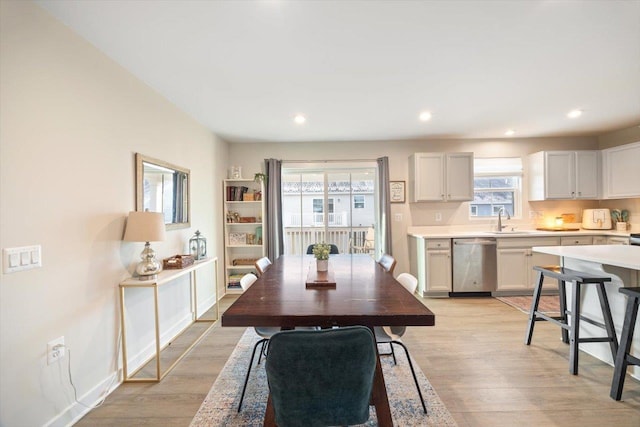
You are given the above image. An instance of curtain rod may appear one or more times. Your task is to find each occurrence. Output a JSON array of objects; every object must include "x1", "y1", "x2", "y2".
[{"x1": 281, "y1": 159, "x2": 379, "y2": 164}]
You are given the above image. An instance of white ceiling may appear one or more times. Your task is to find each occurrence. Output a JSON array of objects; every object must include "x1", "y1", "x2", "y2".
[{"x1": 36, "y1": 0, "x2": 640, "y2": 143}]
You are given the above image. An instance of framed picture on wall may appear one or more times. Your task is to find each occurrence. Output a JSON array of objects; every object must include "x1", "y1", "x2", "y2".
[{"x1": 390, "y1": 181, "x2": 406, "y2": 203}]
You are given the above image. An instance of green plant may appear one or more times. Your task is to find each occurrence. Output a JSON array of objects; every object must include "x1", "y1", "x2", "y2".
[
  {"x1": 312, "y1": 243, "x2": 331, "y2": 260},
  {"x1": 254, "y1": 173, "x2": 267, "y2": 183},
  {"x1": 611, "y1": 209, "x2": 622, "y2": 223}
]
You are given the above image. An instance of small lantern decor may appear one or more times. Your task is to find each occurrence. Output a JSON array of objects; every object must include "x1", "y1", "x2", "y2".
[{"x1": 189, "y1": 230, "x2": 207, "y2": 260}]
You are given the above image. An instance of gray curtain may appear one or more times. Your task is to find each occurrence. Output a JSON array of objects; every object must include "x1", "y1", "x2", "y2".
[
  {"x1": 172, "y1": 171, "x2": 187, "y2": 223},
  {"x1": 264, "y1": 159, "x2": 283, "y2": 260},
  {"x1": 377, "y1": 157, "x2": 392, "y2": 256}
]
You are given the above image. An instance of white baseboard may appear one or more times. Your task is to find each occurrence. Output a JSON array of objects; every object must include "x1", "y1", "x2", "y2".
[{"x1": 44, "y1": 371, "x2": 121, "y2": 427}]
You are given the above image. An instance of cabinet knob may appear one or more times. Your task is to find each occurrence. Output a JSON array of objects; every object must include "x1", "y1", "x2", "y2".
[{"x1": 441, "y1": 194, "x2": 445, "y2": 199}]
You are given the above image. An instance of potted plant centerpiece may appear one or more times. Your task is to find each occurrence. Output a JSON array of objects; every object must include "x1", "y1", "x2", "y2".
[{"x1": 312, "y1": 242, "x2": 331, "y2": 272}]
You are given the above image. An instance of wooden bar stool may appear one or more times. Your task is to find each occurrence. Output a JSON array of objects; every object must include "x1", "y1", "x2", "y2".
[
  {"x1": 525, "y1": 265, "x2": 618, "y2": 375},
  {"x1": 610, "y1": 287, "x2": 640, "y2": 401}
]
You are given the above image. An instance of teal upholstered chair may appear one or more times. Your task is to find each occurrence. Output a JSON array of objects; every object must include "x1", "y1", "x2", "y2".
[{"x1": 265, "y1": 326, "x2": 377, "y2": 427}]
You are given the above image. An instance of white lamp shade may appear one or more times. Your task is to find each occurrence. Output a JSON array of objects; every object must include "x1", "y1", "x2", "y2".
[{"x1": 123, "y1": 211, "x2": 166, "y2": 242}]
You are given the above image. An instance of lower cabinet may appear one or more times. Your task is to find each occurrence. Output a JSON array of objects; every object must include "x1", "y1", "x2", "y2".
[
  {"x1": 409, "y1": 236, "x2": 451, "y2": 296},
  {"x1": 496, "y1": 237, "x2": 560, "y2": 293},
  {"x1": 425, "y1": 241, "x2": 452, "y2": 294}
]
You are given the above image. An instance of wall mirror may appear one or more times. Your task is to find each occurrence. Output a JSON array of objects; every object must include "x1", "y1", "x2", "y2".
[{"x1": 136, "y1": 153, "x2": 190, "y2": 230}]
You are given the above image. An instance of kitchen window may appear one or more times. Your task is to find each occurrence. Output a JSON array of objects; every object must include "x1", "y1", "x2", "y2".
[
  {"x1": 470, "y1": 158, "x2": 522, "y2": 218},
  {"x1": 354, "y1": 195, "x2": 365, "y2": 209}
]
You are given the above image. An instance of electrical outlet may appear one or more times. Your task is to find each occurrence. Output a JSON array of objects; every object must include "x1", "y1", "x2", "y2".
[
  {"x1": 47, "y1": 336, "x2": 65, "y2": 365},
  {"x1": 394, "y1": 213, "x2": 403, "y2": 222},
  {"x1": 435, "y1": 212, "x2": 442, "y2": 222}
]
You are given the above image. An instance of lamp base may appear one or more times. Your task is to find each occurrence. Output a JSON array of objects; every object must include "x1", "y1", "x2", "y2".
[{"x1": 135, "y1": 242, "x2": 162, "y2": 281}]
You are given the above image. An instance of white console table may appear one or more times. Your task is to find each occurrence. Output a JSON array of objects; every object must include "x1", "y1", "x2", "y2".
[{"x1": 119, "y1": 257, "x2": 218, "y2": 382}]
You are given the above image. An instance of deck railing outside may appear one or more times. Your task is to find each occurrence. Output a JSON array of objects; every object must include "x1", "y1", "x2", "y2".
[{"x1": 283, "y1": 226, "x2": 372, "y2": 255}]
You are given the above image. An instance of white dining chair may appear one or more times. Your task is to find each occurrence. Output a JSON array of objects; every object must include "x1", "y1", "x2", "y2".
[
  {"x1": 237, "y1": 272, "x2": 318, "y2": 412},
  {"x1": 254, "y1": 256, "x2": 272, "y2": 276},
  {"x1": 378, "y1": 253, "x2": 397, "y2": 274},
  {"x1": 374, "y1": 272, "x2": 427, "y2": 413},
  {"x1": 237, "y1": 273, "x2": 281, "y2": 412}
]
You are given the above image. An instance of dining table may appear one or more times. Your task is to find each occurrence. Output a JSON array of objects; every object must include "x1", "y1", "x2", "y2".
[{"x1": 222, "y1": 254, "x2": 436, "y2": 426}]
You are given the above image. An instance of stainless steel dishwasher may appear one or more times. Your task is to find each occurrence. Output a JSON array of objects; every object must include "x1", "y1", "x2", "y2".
[{"x1": 452, "y1": 238, "x2": 497, "y2": 294}]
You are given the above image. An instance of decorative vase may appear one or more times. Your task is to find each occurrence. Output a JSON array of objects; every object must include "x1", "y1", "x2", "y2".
[
  {"x1": 616, "y1": 222, "x2": 627, "y2": 232},
  {"x1": 316, "y1": 259, "x2": 328, "y2": 272}
]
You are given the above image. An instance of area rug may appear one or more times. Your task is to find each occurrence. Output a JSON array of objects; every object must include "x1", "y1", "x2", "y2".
[
  {"x1": 496, "y1": 295, "x2": 561, "y2": 315},
  {"x1": 191, "y1": 328, "x2": 457, "y2": 426}
]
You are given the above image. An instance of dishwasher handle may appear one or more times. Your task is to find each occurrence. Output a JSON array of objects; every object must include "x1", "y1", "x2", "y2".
[{"x1": 453, "y1": 239, "x2": 497, "y2": 246}]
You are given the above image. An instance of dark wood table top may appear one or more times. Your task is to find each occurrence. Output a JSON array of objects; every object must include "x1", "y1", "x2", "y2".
[{"x1": 222, "y1": 254, "x2": 435, "y2": 329}]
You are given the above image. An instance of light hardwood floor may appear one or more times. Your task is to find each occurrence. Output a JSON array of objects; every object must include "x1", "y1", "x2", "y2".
[{"x1": 76, "y1": 296, "x2": 639, "y2": 426}]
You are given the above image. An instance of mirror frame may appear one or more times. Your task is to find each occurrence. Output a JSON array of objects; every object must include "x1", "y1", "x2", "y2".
[{"x1": 135, "y1": 153, "x2": 191, "y2": 230}]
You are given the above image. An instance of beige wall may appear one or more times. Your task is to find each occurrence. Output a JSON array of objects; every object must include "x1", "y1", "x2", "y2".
[
  {"x1": 0, "y1": 2, "x2": 227, "y2": 426},
  {"x1": 229, "y1": 136, "x2": 625, "y2": 273},
  {"x1": 598, "y1": 124, "x2": 640, "y2": 149}
]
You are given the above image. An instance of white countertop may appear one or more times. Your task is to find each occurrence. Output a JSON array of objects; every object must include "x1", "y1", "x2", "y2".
[
  {"x1": 407, "y1": 225, "x2": 632, "y2": 239},
  {"x1": 532, "y1": 245, "x2": 640, "y2": 270}
]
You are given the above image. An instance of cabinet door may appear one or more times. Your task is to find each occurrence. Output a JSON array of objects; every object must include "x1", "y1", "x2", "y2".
[
  {"x1": 497, "y1": 248, "x2": 529, "y2": 290},
  {"x1": 412, "y1": 153, "x2": 445, "y2": 201},
  {"x1": 528, "y1": 250, "x2": 560, "y2": 290},
  {"x1": 544, "y1": 152, "x2": 575, "y2": 199},
  {"x1": 592, "y1": 236, "x2": 608, "y2": 245},
  {"x1": 561, "y1": 236, "x2": 592, "y2": 246},
  {"x1": 575, "y1": 151, "x2": 599, "y2": 199},
  {"x1": 445, "y1": 153, "x2": 474, "y2": 201},
  {"x1": 603, "y1": 142, "x2": 640, "y2": 198},
  {"x1": 426, "y1": 250, "x2": 452, "y2": 292}
]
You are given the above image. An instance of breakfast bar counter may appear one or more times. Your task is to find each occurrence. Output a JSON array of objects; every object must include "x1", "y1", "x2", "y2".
[{"x1": 532, "y1": 245, "x2": 640, "y2": 380}]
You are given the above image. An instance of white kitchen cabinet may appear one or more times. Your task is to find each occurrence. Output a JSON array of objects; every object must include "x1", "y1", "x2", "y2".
[
  {"x1": 409, "y1": 152, "x2": 473, "y2": 202},
  {"x1": 560, "y1": 236, "x2": 593, "y2": 246},
  {"x1": 425, "y1": 239, "x2": 452, "y2": 293},
  {"x1": 602, "y1": 141, "x2": 640, "y2": 199},
  {"x1": 607, "y1": 236, "x2": 629, "y2": 245},
  {"x1": 593, "y1": 236, "x2": 608, "y2": 245},
  {"x1": 408, "y1": 236, "x2": 451, "y2": 296},
  {"x1": 528, "y1": 151, "x2": 600, "y2": 200},
  {"x1": 496, "y1": 237, "x2": 560, "y2": 293}
]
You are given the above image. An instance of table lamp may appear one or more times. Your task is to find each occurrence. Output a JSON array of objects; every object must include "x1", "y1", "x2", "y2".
[{"x1": 123, "y1": 211, "x2": 166, "y2": 280}]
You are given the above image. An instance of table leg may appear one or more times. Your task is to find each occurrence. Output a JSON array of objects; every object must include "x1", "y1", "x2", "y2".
[
  {"x1": 371, "y1": 350, "x2": 393, "y2": 426},
  {"x1": 263, "y1": 394, "x2": 276, "y2": 427},
  {"x1": 365, "y1": 326, "x2": 393, "y2": 425}
]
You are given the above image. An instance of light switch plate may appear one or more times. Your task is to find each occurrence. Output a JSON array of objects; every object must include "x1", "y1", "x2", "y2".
[{"x1": 3, "y1": 245, "x2": 42, "y2": 273}]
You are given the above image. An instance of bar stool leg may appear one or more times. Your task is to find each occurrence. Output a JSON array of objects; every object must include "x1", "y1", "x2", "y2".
[
  {"x1": 595, "y1": 282, "x2": 619, "y2": 360},
  {"x1": 525, "y1": 270, "x2": 544, "y2": 345},
  {"x1": 569, "y1": 280, "x2": 581, "y2": 375},
  {"x1": 558, "y1": 279, "x2": 569, "y2": 344},
  {"x1": 610, "y1": 294, "x2": 639, "y2": 400}
]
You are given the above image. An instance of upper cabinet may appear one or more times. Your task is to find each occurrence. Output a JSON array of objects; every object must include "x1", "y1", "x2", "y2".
[
  {"x1": 602, "y1": 141, "x2": 640, "y2": 199},
  {"x1": 409, "y1": 152, "x2": 474, "y2": 202},
  {"x1": 528, "y1": 150, "x2": 600, "y2": 201}
]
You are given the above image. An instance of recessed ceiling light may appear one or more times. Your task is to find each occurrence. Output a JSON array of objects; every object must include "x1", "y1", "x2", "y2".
[
  {"x1": 567, "y1": 109, "x2": 583, "y2": 119},
  {"x1": 294, "y1": 114, "x2": 306, "y2": 124},
  {"x1": 418, "y1": 111, "x2": 432, "y2": 121},
  {"x1": 505, "y1": 129, "x2": 516, "y2": 136}
]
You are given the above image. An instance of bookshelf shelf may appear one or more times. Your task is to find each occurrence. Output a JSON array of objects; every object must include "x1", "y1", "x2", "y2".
[{"x1": 223, "y1": 178, "x2": 265, "y2": 293}]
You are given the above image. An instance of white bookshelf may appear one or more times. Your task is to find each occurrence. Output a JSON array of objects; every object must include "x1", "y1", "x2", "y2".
[{"x1": 223, "y1": 179, "x2": 266, "y2": 294}]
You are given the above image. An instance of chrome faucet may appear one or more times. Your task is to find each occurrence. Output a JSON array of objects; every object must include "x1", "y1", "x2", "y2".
[{"x1": 497, "y1": 208, "x2": 511, "y2": 231}]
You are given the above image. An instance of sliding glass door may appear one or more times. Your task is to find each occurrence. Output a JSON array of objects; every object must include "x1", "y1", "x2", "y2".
[{"x1": 281, "y1": 164, "x2": 377, "y2": 255}]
